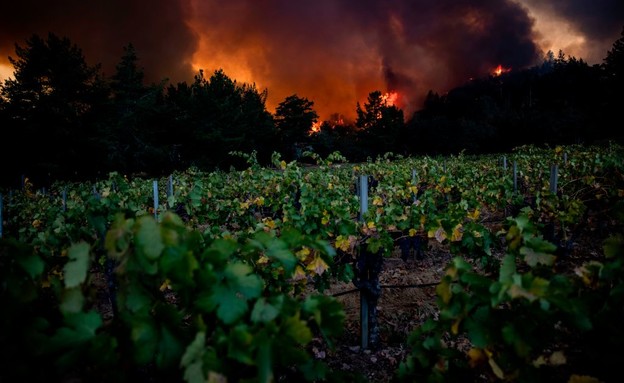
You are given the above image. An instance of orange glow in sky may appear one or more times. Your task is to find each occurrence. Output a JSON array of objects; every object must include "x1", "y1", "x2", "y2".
[
  {"x1": 1, "y1": 0, "x2": 620, "y2": 123},
  {"x1": 0, "y1": 62, "x2": 13, "y2": 83}
]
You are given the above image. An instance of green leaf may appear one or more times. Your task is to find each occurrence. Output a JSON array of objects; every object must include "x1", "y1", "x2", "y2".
[
  {"x1": 499, "y1": 254, "x2": 516, "y2": 283},
  {"x1": 303, "y1": 295, "x2": 345, "y2": 342},
  {"x1": 266, "y1": 241, "x2": 297, "y2": 273},
  {"x1": 64, "y1": 241, "x2": 90, "y2": 288},
  {"x1": 125, "y1": 283, "x2": 151, "y2": 313},
  {"x1": 204, "y1": 238, "x2": 238, "y2": 264},
  {"x1": 249, "y1": 231, "x2": 297, "y2": 272},
  {"x1": 131, "y1": 317, "x2": 158, "y2": 364},
  {"x1": 422, "y1": 335, "x2": 439, "y2": 350},
  {"x1": 184, "y1": 361, "x2": 206, "y2": 383},
  {"x1": 105, "y1": 214, "x2": 133, "y2": 258},
  {"x1": 60, "y1": 287, "x2": 85, "y2": 314},
  {"x1": 284, "y1": 314, "x2": 313, "y2": 345},
  {"x1": 514, "y1": 215, "x2": 531, "y2": 231},
  {"x1": 227, "y1": 325, "x2": 255, "y2": 365},
  {"x1": 181, "y1": 331, "x2": 205, "y2": 367},
  {"x1": 502, "y1": 323, "x2": 531, "y2": 357},
  {"x1": 136, "y1": 216, "x2": 164, "y2": 261},
  {"x1": 195, "y1": 291, "x2": 217, "y2": 313},
  {"x1": 156, "y1": 325, "x2": 185, "y2": 369},
  {"x1": 528, "y1": 276, "x2": 550, "y2": 298},
  {"x1": 251, "y1": 298, "x2": 281, "y2": 324},
  {"x1": 603, "y1": 234, "x2": 624, "y2": 259},
  {"x1": 520, "y1": 246, "x2": 556, "y2": 267},
  {"x1": 47, "y1": 311, "x2": 102, "y2": 351},
  {"x1": 464, "y1": 306, "x2": 491, "y2": 348},
  {"x1": 16, "y1": 254, "x2": 44, "y2": 279},
  {"x1": 225, "y1": 263, "x2": 263, "y2": 299},
  {"x1": 181, "y1": 332, "x2": 206, "y2": 383},
  {"x1": 211, "y1": 285, "x2": 249, "y2": 324},
  {"x1": 452, "y1": 256, "x2": 472, "y2": 272},
  {"x1": 366, "y1": 238, "x2": 383, "y2": 254}
]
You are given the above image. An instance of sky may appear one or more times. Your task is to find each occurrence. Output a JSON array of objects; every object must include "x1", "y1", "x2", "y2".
[{"x1": 1, "y1": 0, "x2": 623, "y2": 121}]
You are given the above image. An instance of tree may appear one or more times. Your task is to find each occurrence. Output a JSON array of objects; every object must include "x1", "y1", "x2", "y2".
[
  {"x1": 0, "y1": 33, "x2": 107, "y2": 184},
  {"x1": 604, "y1": 26, "x2": 624, "y2": 81},
  {"x1": 166, "y1": 69, "x2": 276, "y2": 169},
  {"x1": 100, "y1": 43, "x2": 173, "y2": 175},
  {"x1": 111, "y1": 44, "x2": 146, "y2": 101},
  {"x1": 274, "y1": 94, "x2": 318, "y2": 160},
  {"x1": 601, "y1": 25, "x2": 624, "y2": 141},
  {"x1": 355, "y1": 91, "x2": 405, "y2": 157}
]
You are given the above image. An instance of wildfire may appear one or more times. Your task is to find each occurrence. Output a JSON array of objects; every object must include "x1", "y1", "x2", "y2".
[
  {"x1": 310, "y1": 121, "x2": 321, "y2": 134},
  {"x1": 309, "y1": 114, "x2": 346, "y2": 135},
  {"x1": 492, "y1": 64, "x2": 511, "y2": 76},
  {"x1": 381, "y1": 91, "x2": 399, "y2": 106}
]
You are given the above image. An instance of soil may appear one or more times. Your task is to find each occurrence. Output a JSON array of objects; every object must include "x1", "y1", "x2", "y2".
[{"x1": 316, "y1": 242, "x2": 454, "y2": 383}]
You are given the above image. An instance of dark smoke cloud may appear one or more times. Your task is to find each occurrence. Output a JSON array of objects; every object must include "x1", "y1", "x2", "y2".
[
  {"x1": 523, "y1": 0, "x2": 624, "y2": 40},
  {"x1": 190, "y1": 0, "x2": 541, "y2": 118},
  {"x1": 1, "y1": 0, "x2": 621, "y2": 120},
  {"x1": 0, "y1": 0, "x2": 198, "y2": 83}
]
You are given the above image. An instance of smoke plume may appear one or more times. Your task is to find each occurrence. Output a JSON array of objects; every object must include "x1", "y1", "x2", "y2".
[{"x1": 1, "y1": 0, "x2": 622, "y2": 120}]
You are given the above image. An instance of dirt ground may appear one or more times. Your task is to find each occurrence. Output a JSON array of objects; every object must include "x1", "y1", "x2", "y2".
[{"x1": 315, "y1": 243, "x2": 452, "y2": 383}]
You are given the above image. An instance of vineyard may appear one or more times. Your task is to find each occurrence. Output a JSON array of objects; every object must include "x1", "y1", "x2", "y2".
[{"x1": 1, "y1": 143, "x2": 623, "y2": 382}]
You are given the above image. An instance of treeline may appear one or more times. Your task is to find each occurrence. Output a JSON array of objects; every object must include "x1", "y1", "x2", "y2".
[{"x1": 1, "y1": 28, "x2": 623, "y2": 187}]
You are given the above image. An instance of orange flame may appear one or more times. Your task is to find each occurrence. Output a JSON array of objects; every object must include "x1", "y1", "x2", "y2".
[
  {"x1": 310, "y1": 121, "x2": 321, "y2": 134},
  {"x1": 381, "y1": 91, "x2": 399, "y2": 106},
  {"x1": 492, "y1": 64, "x2": 511, "y2": 76}
]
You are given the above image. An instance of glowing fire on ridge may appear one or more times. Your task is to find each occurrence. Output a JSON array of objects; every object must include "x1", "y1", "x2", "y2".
[
  {"x1": 382, "y1": 91, "x2": 399, "y2": 106},
  {"x1": 310, "y1": 121, "x2": 322, "y2": 134},
  {"x1": 492, "y1": 64, "x2": 511, "y2": 76}
]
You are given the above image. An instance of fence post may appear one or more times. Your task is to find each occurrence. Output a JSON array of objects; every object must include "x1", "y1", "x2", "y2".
[
  {"x1": 550, "y1": 165, "x2": 558, "y2": 195},
  {"x1": 153, "y1": 180, "x2": 159, "y2": 220},
  {"x1": 358, "y1": 175, "x2": 369, "y2": 350}
]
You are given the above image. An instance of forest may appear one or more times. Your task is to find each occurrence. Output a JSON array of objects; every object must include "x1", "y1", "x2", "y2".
[{"x1": 0, "y1": 27, "x2": 623, "y2": 187}]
